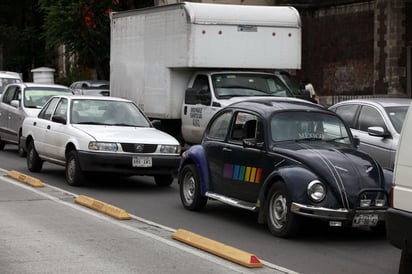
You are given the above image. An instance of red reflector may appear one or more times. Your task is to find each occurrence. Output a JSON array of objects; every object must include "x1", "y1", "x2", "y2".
[{"x1": 250, "y1": 256, "x2": 261, "y2": 264}]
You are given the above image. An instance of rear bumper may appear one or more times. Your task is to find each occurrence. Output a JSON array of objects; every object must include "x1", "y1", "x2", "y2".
[
  {"x1": 77, "y1": 151, "x2": 180, "y2": 176},
  {"x1": 386, "y1": 208, "x2": 412, "y2": 253}
]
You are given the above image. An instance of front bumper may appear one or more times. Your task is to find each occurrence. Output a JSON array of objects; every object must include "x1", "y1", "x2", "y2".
[
  {"x1": 291, "y1": 202, "x2": 387, "y2": 226},
  {"x1": 77, "y1": 150, "x2": 180, "y2": 176}
]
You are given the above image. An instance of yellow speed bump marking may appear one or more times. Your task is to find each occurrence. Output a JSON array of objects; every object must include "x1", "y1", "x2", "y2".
[
  {"x1": 172, "y1": 229, "x2": 263, "y2": 268},
  {"x1": 75, "y1": 195, "x2": 131, "y2": 220},
  {"x1": 7, "y1": 170, "x2": 44, "y2": 187}
]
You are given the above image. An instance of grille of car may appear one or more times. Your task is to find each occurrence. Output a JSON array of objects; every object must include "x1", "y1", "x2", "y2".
[{"x1": 121, "y1": 143, "x2": 157, "y2": 153}]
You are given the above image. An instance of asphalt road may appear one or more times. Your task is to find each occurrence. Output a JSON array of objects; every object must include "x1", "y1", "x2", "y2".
[{"x1": 0, "y1": 144, "x2": 402, "y2": 274}]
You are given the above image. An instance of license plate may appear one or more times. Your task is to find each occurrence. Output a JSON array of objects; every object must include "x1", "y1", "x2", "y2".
[
  {"x1": 352, "y1": 214, "x2": 378, "y2": 227},
  {"x1": 132, "y1": 156, "x2": 152, "y2": 167}
]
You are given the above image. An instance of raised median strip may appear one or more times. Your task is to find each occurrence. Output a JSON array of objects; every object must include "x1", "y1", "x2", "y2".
[
  {"x1": 172, "y1": 228, "x2": 263, "y2": 268},
  {"x1": 7, "y1": 170, "x2": 44, "y2": 187},
  {"x1": 75, "y1": 195, "x2": 131, "y2": 220}
]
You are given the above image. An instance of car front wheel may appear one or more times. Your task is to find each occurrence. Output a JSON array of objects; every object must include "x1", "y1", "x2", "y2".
[
  {"x1": 27, "y1": 141, "x2": 43, "y2": 172},
  {"x1": 154, "y1": 175, "x2": 174, "y2": 186},
  {"x1": 266, "y1": 182, "x2": 301, "y2": 238},
  {"x1": 179, "y1": 164, "x2": 207, "y2": 211},
  {"x1": 66, "y1": 150, "x2": 85, "y2": 186}
]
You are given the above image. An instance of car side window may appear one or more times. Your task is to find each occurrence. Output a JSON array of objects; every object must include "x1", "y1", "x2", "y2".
[
  {"x1": 229, "y1": 112, "x2": 263, "y2": 143},
  {"x1": 358, "y1": 105, "x2": 386, "y2": 132},
  {"x1": 38, "y1": 97, "x2": 60, "y2": 120},
  {"x1": 2, "y1": 87, "x2": 16, "y2": 105},
  {"x1": 185, "y1": 75, "x2": 211, "y2": 106},
  {"x1": 207, "y1": 111, "x2": 232, "y2": 140},
  {"x1": 53, "y1": 98, "x2": 68, "y2": 118},
  {"x1": 333, "y1": 104, "x2": 359, "y2": 128}
]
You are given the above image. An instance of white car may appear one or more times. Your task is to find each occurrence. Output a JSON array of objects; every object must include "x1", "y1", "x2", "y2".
[
  {"x1": 0, "y1": 82, "x2": 73, "y2": 155},
  {"x1": 21, "y1": 95, "x2": 181, "y2": 186}
]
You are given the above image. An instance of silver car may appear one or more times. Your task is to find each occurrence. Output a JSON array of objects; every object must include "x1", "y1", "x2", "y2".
[
  {"x1": 329, "y1": 98, "x2": 411, "y2": 169},
  {"x1": 0, "y1": 82, "x2": 73, "y2": 155}
]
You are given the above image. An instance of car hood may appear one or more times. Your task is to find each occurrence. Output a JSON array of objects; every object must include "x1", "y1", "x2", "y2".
[
  {"x1": 273, "y1": 141, "x2": 386, "y2": 205},
  {"x1": 73, "y1": 125, "x2": 179, "y2": 145}
]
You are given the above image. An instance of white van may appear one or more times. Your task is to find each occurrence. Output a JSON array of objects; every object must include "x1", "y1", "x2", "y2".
[{"x1": 386, "y1": 104, "x2": 412, "y2": 272}]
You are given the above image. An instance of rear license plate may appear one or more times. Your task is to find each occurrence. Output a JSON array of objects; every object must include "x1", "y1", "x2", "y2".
[
  {"x1": 352, "y1": 214, "x2": 378, "y2": 227},
  {"x1": 132, "y1": 156, "x2": 152, "y2": 167}
]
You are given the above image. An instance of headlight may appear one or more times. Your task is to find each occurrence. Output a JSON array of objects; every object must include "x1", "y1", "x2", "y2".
[
  {"x1": 88, "y1": 142, "x2": 118, "y2": 152},
  {"x1": 159, "y1": 145, "x2": 180, "y2": 154},
  {"x1": 307, "y1": 180, "x2": 326, "y2": 202}
]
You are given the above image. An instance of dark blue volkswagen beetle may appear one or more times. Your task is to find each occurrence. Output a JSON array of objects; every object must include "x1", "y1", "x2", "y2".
[{"x1": 178, "y1": 98, "x2": 392, "y2": 238}]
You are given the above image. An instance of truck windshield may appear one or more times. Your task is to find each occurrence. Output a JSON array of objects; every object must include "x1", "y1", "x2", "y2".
[{"x1": 212, "y1": 73, "x2": 292, "y2": 99}]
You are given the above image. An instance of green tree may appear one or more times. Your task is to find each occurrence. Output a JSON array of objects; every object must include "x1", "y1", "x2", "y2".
[{"x1": 39, "y1": 0, "x2": 121, "y2": 80}]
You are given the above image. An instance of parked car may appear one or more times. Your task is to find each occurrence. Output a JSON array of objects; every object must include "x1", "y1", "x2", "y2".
[
  {"x1": 0, "y1": 71, "x2": 22, "y2": 94},
  {"x1": 21, "y1": 95, "x2": 181, "y2": 186},
  {"x1": 386, "y1": 104, "x2": 412, "y2": 273},
  {"x1": 178, "y1": 98, "x2": 392, "y2": 238},
  {"x1": 0, "y1": 82, "x2": 73, "y2": 155},
  {"x1": 70, "y1": 80, "x2": 110, "y2": 96},
  {"x1": 329, "y1": 98, "x2": 411, "y2": 170}
]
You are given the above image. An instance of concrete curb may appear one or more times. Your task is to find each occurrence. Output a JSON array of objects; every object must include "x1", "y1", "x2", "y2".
[
  {"x1": 75, "y1": 195, "x2": 131, "y2": 220},
  {"x1": 172, "y1": 228, "x2": 263, "y2": 268},
  {"x1": 7, "y1": 170, "x2": 44, "y2": 187}
]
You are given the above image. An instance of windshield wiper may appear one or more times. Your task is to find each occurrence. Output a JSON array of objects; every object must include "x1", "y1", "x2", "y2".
[
  {"x1": 296, "y1": 137, "x2": 323, "y2": 142},
  {"x1": 326, "y1": 137, "x2": 349, "y2": 142}
]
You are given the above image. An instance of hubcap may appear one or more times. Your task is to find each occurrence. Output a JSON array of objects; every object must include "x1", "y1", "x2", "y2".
[
  {"x1": 270, "y1": 194, "x2": 288, "y2": 229},
  {"x1": 183, "y1": 172, "x2": 195, "y2": 204}
]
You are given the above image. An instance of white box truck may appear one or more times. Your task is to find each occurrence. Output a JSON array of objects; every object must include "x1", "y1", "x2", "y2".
[{"x1": 110, "y1": 2, "x2": 303, "y2": 144}]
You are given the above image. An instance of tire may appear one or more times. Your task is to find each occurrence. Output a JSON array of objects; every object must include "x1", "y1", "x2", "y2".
[
  {"x1": 154, "y1": 175, "x2": 174, "y2": 187},
  {"x1": 0, "y1": 139, "x2": 5, "y2": 150},
  {"x1": 27, "y1": 141, "x2": 43, "y2": 172},
  {"x1": 65, "y1": 150, "x2": 85, "y2": 186},
  {"x1": 266, "y1": 182, "x2": 301, "y2": 238},
  {"x1": 179, "y1": 164, "x2": 207, "y2": 211},
  {"x1": 18, "y1": 139, "x2": 26, "y2": 157}
]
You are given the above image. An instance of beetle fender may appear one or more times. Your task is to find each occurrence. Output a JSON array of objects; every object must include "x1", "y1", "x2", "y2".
[{"x1": 180, "y1": 145, "x2": 210, "y2": 195}]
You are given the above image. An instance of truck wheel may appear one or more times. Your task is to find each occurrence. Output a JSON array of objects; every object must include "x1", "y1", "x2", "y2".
[
  {"x1": 266, "y1": 182, "x2": 300, "y2": 238},
  {"x1": 66, "y1": 150, "x2": 85, "y2": 186},
  {"x1": 179, "y1": 164, "x2": 207, "y2": 211},
  {"x1": 27, "y1": 141, "x2": 43, "y2": 172},
  {"x1": 154, "y1": 175, "x2": 174, "y2": 186}
]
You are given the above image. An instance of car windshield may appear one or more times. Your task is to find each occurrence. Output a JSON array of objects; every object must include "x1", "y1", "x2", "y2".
[
  {"x1": 385, "y1": 106, "x2": 409, "y2": 133},
  {"x1": 271, "y1": 111, "x2": 351, "y2": 144},
  {"x1": 212, "y1": 73, "x2": 291, "y2": 98},
  {"x1": 25, "y1": 87, "x2": 72, "y2": 108},
  {"x1": 70, "y1": 99, "x2": 151, "y2": 127}
]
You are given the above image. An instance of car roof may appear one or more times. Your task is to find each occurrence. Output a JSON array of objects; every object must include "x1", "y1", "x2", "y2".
[
  {"x1": 0, "y1": 71, "x2": 21, "y2": 79},
  {"x1": 225, "y1": 98, "x2": 329, "y2": 118},
  {"x1": 10, "y1": 82, "x2": 70, "y2": 89},
  {"x1": 54, "y1": 94, "x2": 132, "y2": 102},
  {"x1": 330, "y1": 97, "x2": 411, "y2": 108}
]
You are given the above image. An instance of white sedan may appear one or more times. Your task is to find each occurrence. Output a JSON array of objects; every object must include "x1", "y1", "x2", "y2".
[{"x1": 21, "y1": 95, "x2": 181, "y2": 186}]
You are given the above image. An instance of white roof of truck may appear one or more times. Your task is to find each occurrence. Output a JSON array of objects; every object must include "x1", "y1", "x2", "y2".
[
  {"x1": 112, "y1": 2, "x2": 300, "y2": 28},
  {"x1": 183, "y1": 2, "x2": 300, "y2": 28}
]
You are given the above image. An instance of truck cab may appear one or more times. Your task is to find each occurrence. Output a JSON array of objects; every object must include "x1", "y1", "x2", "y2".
[{"x1": 181, "y1": 71, "x2": 302, "y2": 144}]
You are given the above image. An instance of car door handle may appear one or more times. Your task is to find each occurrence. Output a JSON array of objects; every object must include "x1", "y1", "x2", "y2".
[
  {"x1": 33, "y1": 122, "x2": 37, "y2": 126},
  {"x1": 47, "y1": 125, "x2": 51, "y2": 130},
  {"x1": 222, "y1": 147, "x2": 232, "y2": 152}
]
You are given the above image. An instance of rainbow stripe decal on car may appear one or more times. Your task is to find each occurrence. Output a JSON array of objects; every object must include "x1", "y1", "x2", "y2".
[{"x1": 223, "y1": 164, "x2": 262, "y2": 183}]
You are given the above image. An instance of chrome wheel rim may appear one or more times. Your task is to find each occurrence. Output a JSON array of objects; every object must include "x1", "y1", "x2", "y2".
[
  {"x1": 182, "y1": 172, "x2": 195, "y2": 204},
  {"x1": 270, "y1": 194, "x2": 288, "y2": 229}
]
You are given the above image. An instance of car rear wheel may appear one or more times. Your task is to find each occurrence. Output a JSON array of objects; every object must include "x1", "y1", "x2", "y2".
[
  {"x1": 179, "y1": 164, "x2": 207, "y2": 211},
  {"x1": 266, "y1": 182, "x2": 301, "y2": 238},
  {"x1": 27, "y1": 141, "x2": 43, "y2": 172},
  {"x1": 66, "y1": 150, "x2": 85, "y2": 186},
  {"x1": 154, "y1": 175, "x2": 174, "y2": 186}
]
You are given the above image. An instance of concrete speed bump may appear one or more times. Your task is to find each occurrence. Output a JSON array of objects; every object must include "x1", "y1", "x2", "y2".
[
  {"x1": 7, "y1": 170, "x2": 44, "y2": 187},
  {"x1": 172, "y1": 229, "x2": 263, "y2": 268},
  {"x1": 75, "y1": 195, "x2": 131, "y2": 220}
]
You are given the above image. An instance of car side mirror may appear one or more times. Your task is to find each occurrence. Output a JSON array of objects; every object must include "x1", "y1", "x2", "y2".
[
  {"x1": 52, "y1": 115, "x2": 67, "y2": 124},
  {"x1": 11, "y1": 99, "x2": 20, "y2": 108},
  {"x1": 368, "y1": 126, "x2": 389, "y2": 137},
  {"x1": 353, "y1": 137, "x2": 360, "y2": 148}
]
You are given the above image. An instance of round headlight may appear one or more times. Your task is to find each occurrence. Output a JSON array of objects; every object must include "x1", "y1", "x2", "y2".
[{"x1": 307, "y1": 180, "x2": 326, "y2": 202}]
